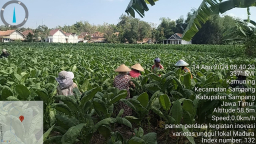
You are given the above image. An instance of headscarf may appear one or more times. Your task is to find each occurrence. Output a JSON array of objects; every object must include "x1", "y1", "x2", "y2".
[
  {"x1": 2, "y1": 49, "x2": 7, "y2": 53},
  {"x1": 56, "y1": 71, "x2": 74, "y2": 90}
]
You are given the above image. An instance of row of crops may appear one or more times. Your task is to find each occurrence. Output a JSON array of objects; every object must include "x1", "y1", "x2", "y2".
[{"x1": 0, "y1": 43, "x2": 255, "y2": 144}]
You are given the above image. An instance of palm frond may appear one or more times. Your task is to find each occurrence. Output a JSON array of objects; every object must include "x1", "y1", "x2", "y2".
[
  {"x1": 223, "y1": 19, "x2": 256, "y2": 43},
  {"x1": 125, "y1": 0, "x2": 159, "y2": 17},
  {"x1": 182, "y1": 0, "x2": 256, "y2": 41}
]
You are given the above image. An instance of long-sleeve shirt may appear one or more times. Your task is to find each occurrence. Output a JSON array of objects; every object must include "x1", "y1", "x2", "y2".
[
  {"x1": 114, "y1": 74, "x2": 131, "y2": 98},
  {"x1": 57, "y1": 83, "x2": 79, "y2": 96},
  {"x1": 0, "y1": 52, "x2": 9, "y2": 58},
  {"x1": 184, "y1": 67, "x2": 193, "y2": 79}
]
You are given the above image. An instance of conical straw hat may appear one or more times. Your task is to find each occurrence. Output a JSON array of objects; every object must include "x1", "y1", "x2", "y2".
[
  {"x1": 131, "y1": 63, "x2": 144, "y2": 72},
  {"x1": 175, "y1": 59, "x2": 189, "y2": 66},
  {"x1": 115, "y1": 64, "x2": 131, "y2": 72}
]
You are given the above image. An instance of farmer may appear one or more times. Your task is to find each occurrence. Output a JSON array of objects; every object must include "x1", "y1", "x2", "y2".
[
  {"x1": 129, "y1": 63, "x2": 144, "y2": 78},
  {"x1": 0, "y1": 49, "x2": 9, "y2": 58},
  {"x1": 114, "y1": 64, "x2": 135, "y2": 117},
  {"x1": 152, "y1": 57, "x2": 164, "y2": 73},
  {"x1": 175, "y1": 59, "x2": 193, "y2": 79},
  {"x1": 230, "y1": 69, "x2": 248, "y2": 88},
  {"x1": 229, "y1": 69, "x2": 248, "y2": 108},
  {"x1": 56, "y1": 71, "x2": 80, "y2": 96}
]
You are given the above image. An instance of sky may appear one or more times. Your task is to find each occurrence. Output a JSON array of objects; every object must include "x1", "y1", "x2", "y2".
[{"x1": 0, "y1": 0, "x2": 255, "y2": 29}]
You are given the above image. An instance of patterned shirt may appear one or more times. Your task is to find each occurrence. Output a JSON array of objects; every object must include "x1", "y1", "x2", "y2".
[{"x1": 114, "y1": 74, "x2": 131, "y2": 98}]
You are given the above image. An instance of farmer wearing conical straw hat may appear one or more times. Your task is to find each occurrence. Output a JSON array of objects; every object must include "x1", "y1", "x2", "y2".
[
  {"x1": 129, "y1": 63, "x2": 144, "y2": 78},
  {"x1": 114, "y1": 64, "x2": 135, "y2": 117},
  {"x1": 0, "y1": 49, "x2": 10, "y2": 58},
  {"x1": 175, "y1": 59, "x2": 193, "y2": 79}
]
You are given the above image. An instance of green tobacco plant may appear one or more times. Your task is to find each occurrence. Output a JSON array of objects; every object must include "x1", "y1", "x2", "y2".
[
  {"x1": 50, "y1": 87, "x2": 132, "y2": 143},
  {"x1": 107, "y1": 127, "x2": 157, "y2": 144},
  {"x1": 93, "y1": 87, "x2": 128, "y2": 119},
  {"x1": 1, "y1": 43, "x2": 255, "y2": 143},
  {"x1": 122, "y1": 92, "x2": 150, "y2": 125},
  {"x1": 131, "y1": 70, "x2": 195, "y2": 100}
]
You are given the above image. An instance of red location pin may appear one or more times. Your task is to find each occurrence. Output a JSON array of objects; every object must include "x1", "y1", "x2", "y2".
[{"x1": 19, "y1": 115, "x2": 24, "y2": 122}]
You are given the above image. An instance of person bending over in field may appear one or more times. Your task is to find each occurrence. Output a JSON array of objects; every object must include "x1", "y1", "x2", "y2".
[
  {"x1": 0, "y1": 49, "x2": 10, "y2": 58},
  {"x1": 113, "y1": 64, "x2": 135, "y2": 117},
  {"x1": 56, "y1": 71, "x2": 80, "y2": 96},
  {"x1": 229, "y1": 69, "x2": 248, "y2": 88},
  {"x1": 129, "y1": 63, "x2": 144, "y2": 78},
  {"x1": 175, "y1": 59, "x2": 193, "y2": 79},
  {"x1": 229, "y1": 69, "x2": 248, "y2": 108},
  {"x1": 152, "y1": 58, "x2": 164, "y2": 73}
]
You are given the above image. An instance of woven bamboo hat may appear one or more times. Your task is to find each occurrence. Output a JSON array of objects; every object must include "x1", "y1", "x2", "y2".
[
  {"x1": 175, "y1": 59, "x2": 189, "y2": 67},
  {"x1": 131, "y1": 63, "x2": 144, "y2": 72},
  {"x1": 115, "y1": 64, "x2": 131, "y2": 72}
]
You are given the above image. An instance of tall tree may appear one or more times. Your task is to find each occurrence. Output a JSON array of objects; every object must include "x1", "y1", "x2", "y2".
[
  {"x1": 117, "y1": 14, "x2": 152, "y2": 43},
  {"x1": 175, "y1": 16, "x2": 186, "y2": 34},
  {"x1": 36, "y1": 25, "x2": 50, "y2": 42},
  {"x1": 138, "y1": 21, "x2": 151, "y2": 40},
  {"x1": 26, "y1": 33, "x2": 33, "y2": 42},
  {"x1": 157, "y1": 18, "x2": 176, "y2": 39},
  {"x1": 104, "y1": 24, "x2": 119, "y2": 43}
]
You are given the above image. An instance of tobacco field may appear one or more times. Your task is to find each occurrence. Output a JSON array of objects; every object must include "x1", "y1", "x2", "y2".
[{"x1": 0, "y1": 43, "x2": 255, "y2": 144}]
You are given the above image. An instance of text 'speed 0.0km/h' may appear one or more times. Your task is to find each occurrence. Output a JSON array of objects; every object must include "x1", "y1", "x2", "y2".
[{"x1": 1, "y1": 0, "x2": 29, "y2": 28}]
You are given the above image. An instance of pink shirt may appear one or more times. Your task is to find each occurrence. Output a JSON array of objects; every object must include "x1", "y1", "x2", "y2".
[{"x1": 129, "y1": 69, "x2": 141, "y2": 78}]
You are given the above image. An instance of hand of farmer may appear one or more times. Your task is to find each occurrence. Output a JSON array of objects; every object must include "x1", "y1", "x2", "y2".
[{"x1": 129, "y1": 81, "x2": 135, "y2": 88}]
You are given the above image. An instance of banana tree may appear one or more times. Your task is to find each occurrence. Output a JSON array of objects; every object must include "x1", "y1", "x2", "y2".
[
  {"x1": 223, "y1": 20, "x2": 256, "y2": 43},
  {"x1": 125, "y1": 0, "x2": 256, "y2": 41},
  {"x1": 223, "y1": 20, "x2": 256, "y2": 56}
]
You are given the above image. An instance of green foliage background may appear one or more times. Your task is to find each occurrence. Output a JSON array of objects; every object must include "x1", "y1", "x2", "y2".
[{"x1": 0, "y1": 43, "x2": 255, "y2": 143}]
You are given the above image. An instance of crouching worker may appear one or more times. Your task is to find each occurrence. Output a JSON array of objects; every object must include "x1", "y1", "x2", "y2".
[
  {"x1": 175, "y1": 59, "x2": 193, "y2": 79},
  {"x1": 152, "y1": 57, "x2": 164, "y2": 73},
  {"x1": 230, "y1": 69, "x2": 248, "y2": 88},
  {"x1": 56, "y1": 71, "x2": 80, "y2": 96},
  {"x1": 152, "y1": 58, "x2": 164, "y2": 76},
  {"x1": 230, "y1": 69, "x2": 248, "y2": 108},
  {"x1": 0, "y1": 49, "x2": 10, "y2": 58},
  {"x1": 129, "y1": 63, "x2": 144, "y2": 78},
  {"x1": 114, "y1": 64, "x2": 135, "y2": 117}
]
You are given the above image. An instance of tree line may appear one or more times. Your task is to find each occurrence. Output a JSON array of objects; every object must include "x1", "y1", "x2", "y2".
[{"x1": 0, "y1": 10, "x2": 242, "y2": 44}]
